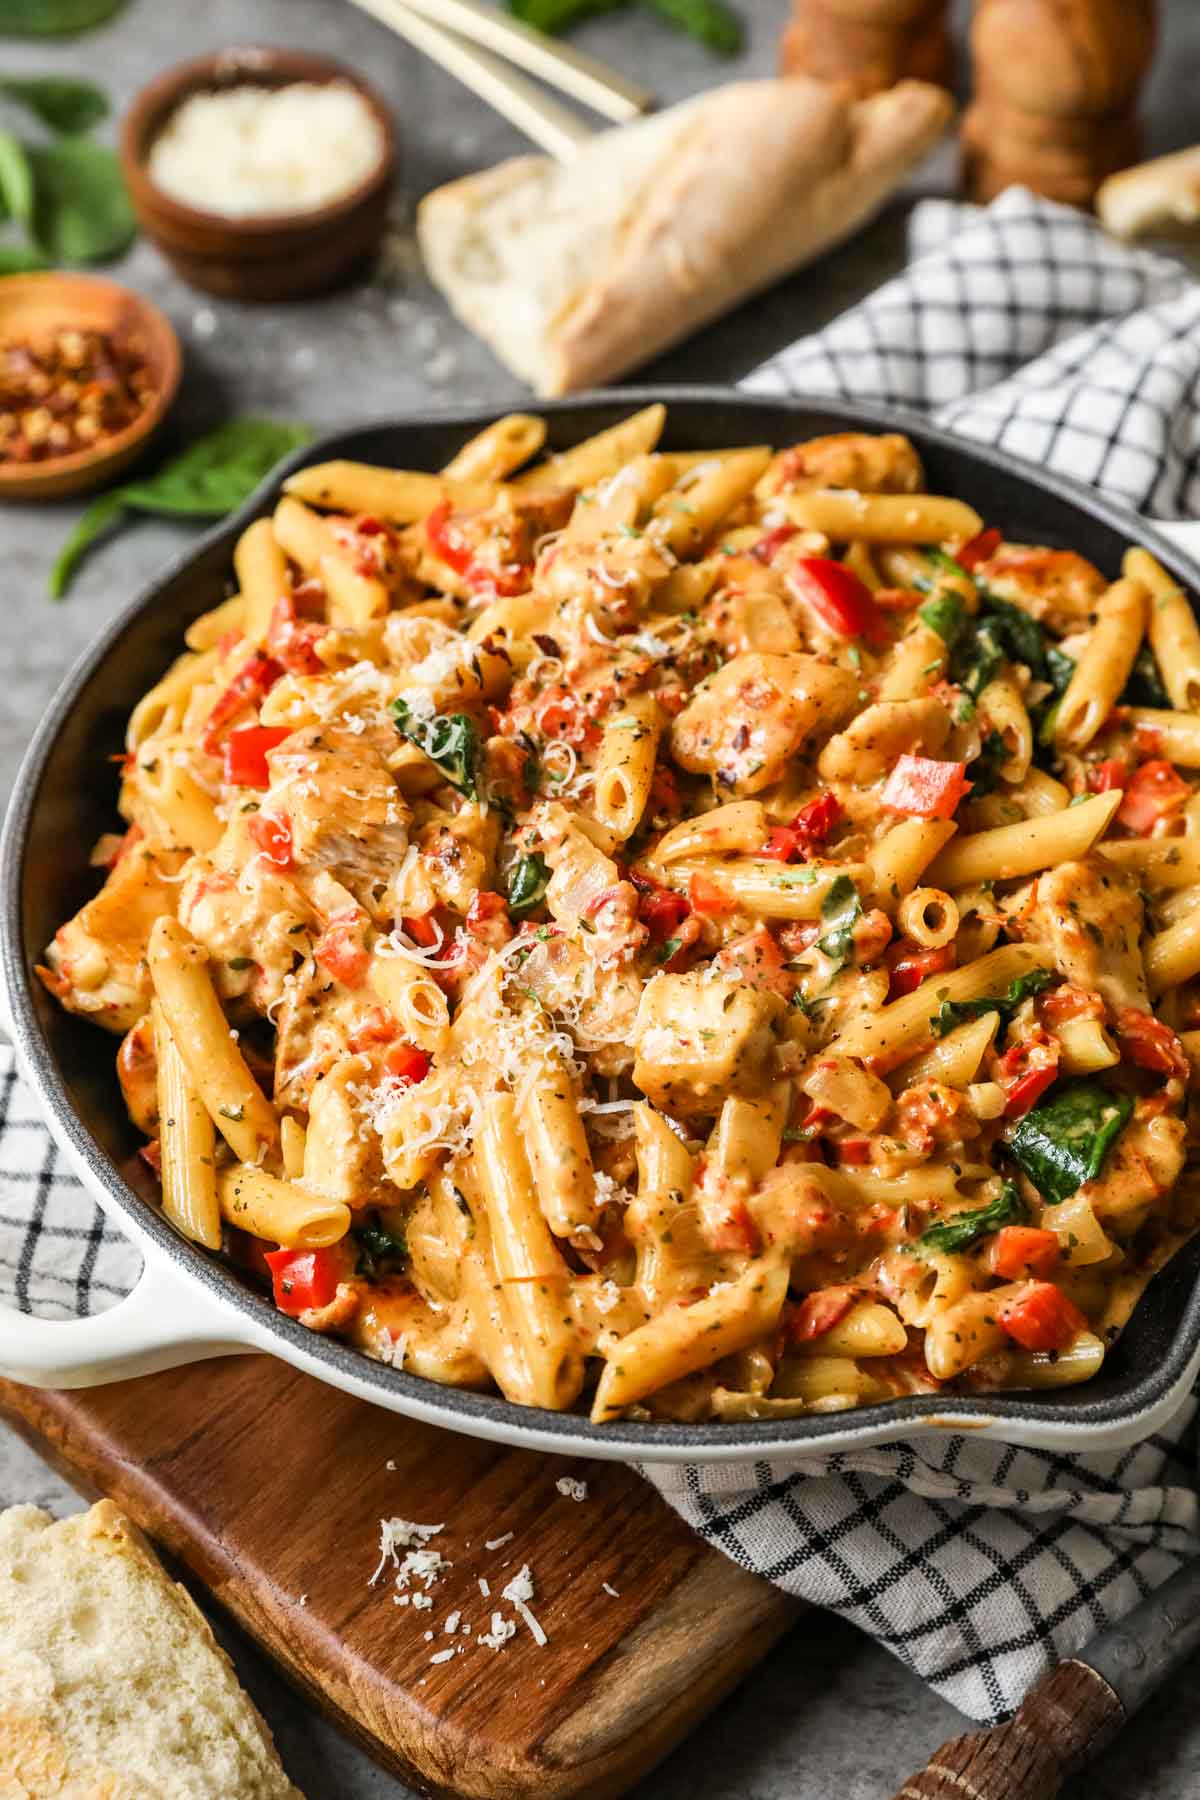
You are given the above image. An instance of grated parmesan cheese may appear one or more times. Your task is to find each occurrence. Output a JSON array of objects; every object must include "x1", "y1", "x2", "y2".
[
  {"x1": 478, "y1": 1613, "x2": 517, "y2": 1651},
  {"x1": 148, "y1": 82, "x2": 386, "y2": 218},
  {"x1": 371, "y1": 1517, "x2": 444, "y2": 1585},
  {"x1": 555, "y1": 1477, "x2": 588, "y2": 1503},
  {"x1": 484, "y1": 1533, "x2": 513, "y2": 1551},
  {"x1": 501, "y1": 1565, "x2": 547, "y2": 1647}
]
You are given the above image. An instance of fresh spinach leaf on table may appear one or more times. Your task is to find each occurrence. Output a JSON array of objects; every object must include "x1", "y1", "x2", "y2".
[
  {"x1": 50, "y1": 419, "x2": 314, "y2": 599},
  {"x1": 26, "y1": 138, "x2": 133, "y2": 261},
  {"x1": 0, "y1": 0, "x2": 126, "y2": 34},
  {"x1": 0, "y1": 74, "x2": 107, "y2": 133},
  {"x1": 1008, "y1": 1078, "x2": 1133, "y2": 1205}
]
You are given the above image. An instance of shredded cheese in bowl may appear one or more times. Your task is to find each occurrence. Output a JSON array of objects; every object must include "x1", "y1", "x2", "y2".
[{"x1": 147, "y1": 81, "x2": 386, "y2": 217}]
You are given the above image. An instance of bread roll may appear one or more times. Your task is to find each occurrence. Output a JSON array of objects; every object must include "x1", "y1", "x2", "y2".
[
  {"x1": 780, "y1": 2, "x2": 951, "y2": 97},
  {"x1": 418, "y1": 78, "x2": 953, "y2": 397},
  {"x1": 970, "y1": 0, "x2": 1157, "y2": 121},
  {"x1": 0, "y1": 1500, "x2": 301, "y2": 1799},
  {"x1": 1098, "y1": 145, "x2": 1200, "y2": 240}
]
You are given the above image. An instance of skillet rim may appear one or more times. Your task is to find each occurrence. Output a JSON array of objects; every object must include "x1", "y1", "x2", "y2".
[{"x1": 6, "y1": 383, "x2": 1200, "y2": 1458}]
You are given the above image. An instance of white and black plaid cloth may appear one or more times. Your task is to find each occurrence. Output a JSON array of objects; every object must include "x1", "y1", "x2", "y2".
[{"x1": 2, "y1": 188, "x2": 1199, "y2": 1723}]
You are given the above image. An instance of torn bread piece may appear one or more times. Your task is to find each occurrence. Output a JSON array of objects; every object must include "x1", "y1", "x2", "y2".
[
  {"x1": 0, "y1": 1500, "x2": 301, "y2": 1799},
  {"x1": 417, "y1": 76, "x2": 953, "y2": 395},
  {"x1": 1098, "y1": 144, "x2": 1200, "y2": 240}
]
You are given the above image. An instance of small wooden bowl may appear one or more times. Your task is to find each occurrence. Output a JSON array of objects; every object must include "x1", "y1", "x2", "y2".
[
  {"x1": 0, "y1": 273, "x2": 181, "y2": 502},
  {"x1": 120, "y1": 47, "x2": 398, "y2": 302}
]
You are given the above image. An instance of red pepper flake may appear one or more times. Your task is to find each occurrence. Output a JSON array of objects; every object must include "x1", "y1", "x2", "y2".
[{"x1": 0, "y1": 326, "x2": 158, "y2": 466}]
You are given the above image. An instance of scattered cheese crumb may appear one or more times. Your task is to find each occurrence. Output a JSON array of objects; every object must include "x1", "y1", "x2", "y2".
[
  {"x1": 430, "y1": 1647, "x2": 456, "y2": 1664},
  {"x1": 386, "y1": 1459, "x2": 397, "y2": 1471},
  {"x1": 501, "y1": 1565, "x2": 548, "y2": 1648},
  {"x1": 478, "y1": 1577, "x2": 491, "y2": 1599},
  {"x1": 444, "y1": 1611, "x2": 461, "y2": 1634},
  {"x1": 478, "y1": 1613, "x2": 518, "y2": 1651},
  {"x1": 411, "y1": 1592, "x2": 433, "y2": 1611},
  {"x1": 371, "y1": 1518, "x2": 444, "y2": 1585},
  {"x1": 424, "y1": 1630, "x2": 434, "y2": 1642},
  {"x1": 555, "y1": 1478, "x2": 588, "y2": 1503},
  {"x1": 299, "y1": 1593, "x2": 309, "y2": 1607},
  {"x1": 602, "y1": 1582, "x2": 620, "y2": 1598},
  {"x1": 484, "y1": 1533, "x2": 513, "y2": 1551}
]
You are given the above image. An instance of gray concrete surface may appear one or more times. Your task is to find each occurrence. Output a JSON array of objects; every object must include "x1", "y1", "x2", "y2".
[{"x1": 2, "y1": 1, "x2": 1199, "y2": 1795}]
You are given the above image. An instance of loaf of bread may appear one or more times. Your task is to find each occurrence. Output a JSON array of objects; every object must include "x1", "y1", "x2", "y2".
[
  {"x1": 1098, "y1": 145, "x2": 1200, "y2": 240},
  {"x1": 418, "y1": 76, "x2": 953, "y2": 396},
  {"x1": 964, "y1": 0, "x2": 1157, "y2": 207},
  {"x1": 0, "y1": 1500, "x2": 301, "y2": 1799}
]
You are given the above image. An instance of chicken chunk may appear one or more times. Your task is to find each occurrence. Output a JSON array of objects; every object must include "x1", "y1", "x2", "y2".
[
  {"x1": 633, "y1": 969, "x2": 785, "y2": 1116},
  {"x1": 38, "y1": 841, "x2": 186, "y2": 1034},
  {"x1": 302, "y1": 1053, "x2": 387, "y2": 1207},
  {"x1": 818, "y1": 697, "x2": 952, "y2": 785},
  {"x1": 1005, "y1": 856, "x2": 1148, "y2": 1013},
  {"x1": 757, "y1": 432, "x2": 924, "y2": 502},
  {"x1": 671, "y1": 653, "x2": 859, "y2": 795},
  {"x1": 974, "y1": 546, "x2": 1107, "y2": 638},
  {"x1": 265, "y1": 726, "x2": 410, "y2": 900}
]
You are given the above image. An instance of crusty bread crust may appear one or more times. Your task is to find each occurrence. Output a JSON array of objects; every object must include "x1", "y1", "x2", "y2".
[
  {"x1": 1098, "y1": 144, "x2": 1200, "y2": 241},
  {"x1": 418, "y1": 78, "x2": 952, "y2": 397},
  {"x1": 0, "y1": 1500, "x2": 301, "y2": 1799}
]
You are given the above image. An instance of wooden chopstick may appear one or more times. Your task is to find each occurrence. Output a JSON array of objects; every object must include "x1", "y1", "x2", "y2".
[{"x1": 400, "y1": 0, "x2": 652, "y2": 122}]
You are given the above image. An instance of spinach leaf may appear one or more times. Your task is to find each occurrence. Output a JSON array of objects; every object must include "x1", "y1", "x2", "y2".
[
  {"x1": 978, "y1": 594, "x2": 1048, "y2": 678},
  {"x1": 27, "y1": 138, "x2": 134, "y2": 261},
  {"x1": 353, "y1": 1216, "x2": 407, "y2": 1281},
  {"x1": 1045, "y1": 646, "x2": 1075, "y2": 695},
  {"x1": 921, "y1": 1181, "x2": 1024, "y2": 1254},
  {"x1": 0, "y1": 125, "x2": 32, "y2": 226},
  {"x1": 645, "y1": 0, "x2": 742, "y2": 52},
  {"x1": 930, "y1": 967, "x2": 1054, "y2": 1038},
  {"x1": 817, "y1": 873, "x2": 862, "y2": 967},
  {"x1": 119, "y1": 419, "x2": 314, "y2": 517},
  {"x1": 507, "y1": 851, "x2": 550, "y2": 917},
  {"x1": 0, "y1": 0, "x2": 126, "y2": 32},
  {"x1": 508, "y1": 0, "x2": 610, "y2": 29},
  {"x1": 1122, "y1": 643, "x2": 1170, "y2": 709},
  {"x1": 0, "y1": 239, "x2": 45, "y2": 270},
  {"x1": 956, "y1": 618, "x2": 1005, "y2": 697},
  {"x1": 968, "y1": 728, "x2": 1008, "y2": 798},
  {"x1": 0, "y1": 74, "x2": 107, "y2": 133},
  {"x1": 1009, "y1": 1079, "x2": 1133, "y2": 1205},
  {"x1": 918, "y1": 594, "x2": 967, "y2": 649},
  {"x1": 392, "y1": 701, "x2": 482, "y2": 798},
  {"x1": 49, "y1": 419, "x2": 313, "y2": 599}
]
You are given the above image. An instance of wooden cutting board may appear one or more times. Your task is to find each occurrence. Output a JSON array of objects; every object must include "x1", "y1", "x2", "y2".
[{"x1": 0, "y1": 1356, "x2": 800, "y2": 1799}]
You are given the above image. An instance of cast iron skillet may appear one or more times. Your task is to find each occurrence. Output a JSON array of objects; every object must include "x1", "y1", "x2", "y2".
[{"x1": 5, "y1": 388, "x2": 1200, "y2": 1462}]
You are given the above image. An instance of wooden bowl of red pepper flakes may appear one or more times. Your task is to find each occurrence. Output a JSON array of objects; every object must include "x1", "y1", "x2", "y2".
[{"x1": 0, "y1": 273, "x2": 180, "y2": 501}]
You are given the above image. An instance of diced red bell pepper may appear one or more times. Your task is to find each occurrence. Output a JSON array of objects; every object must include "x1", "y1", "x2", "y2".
[
  {"x1": 265, "y1": 1245, "x2": 349, "y2": 1318},
  {"x1": 997, "y1": 1282, "x2": 1088, "y2": 1352},
  {"x1": 836, "y1": 1138, "x2": 872, "y2": 1165},
  {"x1": 990, "y1": 1228, "x2": 1061, "y2": 1281},
  {"x1": 314, "y1": 914, "x2": 369, "y2": 987},
  {"x1": 533, "y1": 686, "x2": 601, "y2": 747},
  {"x1": 955, "y1": 527, "x2": 1002, "y2": 571},
  {"x1": 787, "y1": 556, "x2": 888, "y2": 647},
  {"x1": 708, "y1": 1195, "x2": 756, "y2": 1255},
  {"x1": 886, "y1": 939, "x2": 955, "y2": 999},
  {"x1": 1088, "y1": 759, "x2": 1127, "y2": 794},
  {"x1": 247, "y1": 811, "x2": 293, "y2": 869},
  {"x1": 761, "y1": 792, "x2": 843, "y2": 861},
  {"x1": 384, "y1": 1042, "x2": 432, "y2": 1086},
  {"x1": 789, "y1": 1286, "x2": 856, "y2": 1342},
  {"x1": 996, "y1": 1032, "x2": 1060, "y2": 1118},
  {"x1": 1114, "y1": 1007, "x2": 1189, "y2": 1079},
  {"x1": 750, "y1": 522, "x2": 798, "y2": 564},
  {"x1": 201, "y1": 652, "x2": 285, "y2": 754},
  {"x1": 637, "y1": 883, "x2": 690, "y2": 943},
  {"x1": 348, "y1": 1007, "x2": 398, "y2": 1051},
  {"x1": 267, "y1": 594, "x2": 327, "y2": 677},
  {"x1": 223, "y1": 724, "x2": 291, "y2": 789},
  {"x1": 466, "y1": 890, "x2": 513, "y2": 949},
  {"x1": 425, "y1": 499, "x2": 474, "y2": 576},
  {"x1": 688, "y1": 871, "x2": 736, "y2": 918},
  {"x1": 403, "y1": 912, "x2": 441, "y2": 949},
  {"x1": 880, "y1": 754, "x2": 972, "y2": 820},
  {"x1": 1116, "y1": 760, "x2": 1190, "y2": 835}
]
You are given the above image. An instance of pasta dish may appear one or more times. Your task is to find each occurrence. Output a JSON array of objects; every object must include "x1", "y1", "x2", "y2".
[{"x1": 40, "y1": 405, "x2": 1200, "y2": 1423}]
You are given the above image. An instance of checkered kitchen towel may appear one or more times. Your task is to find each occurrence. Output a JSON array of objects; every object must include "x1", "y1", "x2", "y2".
[{"x1": 3, "y1": 188, "x2": 1200, "y2": 1723}]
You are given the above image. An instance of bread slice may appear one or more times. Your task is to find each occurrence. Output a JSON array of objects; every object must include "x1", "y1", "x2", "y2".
[
  {"x1": 417, "y1": 76, "x2": 953, "y2": 395},
  {"x1": 0, "y1": 1501, "x2": 301, "y2": 1799}
]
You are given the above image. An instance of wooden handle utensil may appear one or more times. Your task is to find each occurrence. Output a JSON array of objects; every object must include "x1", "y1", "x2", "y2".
[{"x1": 892, "y1": 1554, "x2": 1200, "y2": 1799}]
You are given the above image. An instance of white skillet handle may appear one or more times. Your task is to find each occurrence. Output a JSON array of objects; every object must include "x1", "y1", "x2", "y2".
[{"x1": 0, "y1": 1251, "x2": 258, "y2": 1389}]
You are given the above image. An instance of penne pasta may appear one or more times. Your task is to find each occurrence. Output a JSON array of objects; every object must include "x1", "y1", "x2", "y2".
[
  {"x1": 1054, "y1": 576, "x2": 1148, "y2": 749},
  {"x1": 1126, "y1": 545, "x2": 1200, "y2": 712},
  {"x1": 151, "y1": 1000, "x2": 221, "y2": 1250},
  {"x1": 925, "y1": 790, "x2": 1121, "y2": 889},
  {"x1": 216, "y1": 1163, "x2": 350, "y2": 1249},
  {"x1": 783, "y1": 489, "x2": 982, "y2": 544}
]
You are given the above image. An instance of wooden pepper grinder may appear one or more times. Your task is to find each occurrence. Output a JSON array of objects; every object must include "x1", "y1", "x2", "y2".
[
  {"x1": 963, "y1": 0, "x2": 1158, "y2": 208},
  {"x1": 779, "y1": 0, "x2": 953, "y2": 100}
]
